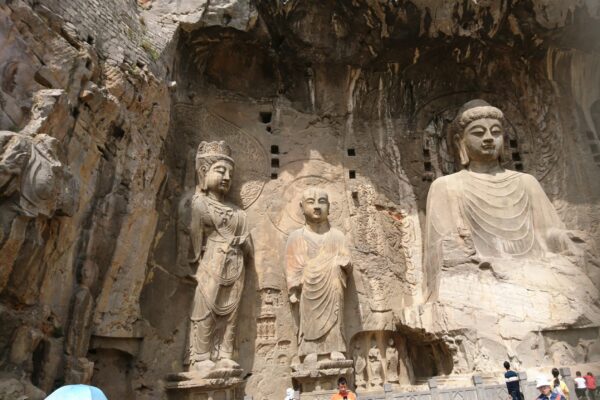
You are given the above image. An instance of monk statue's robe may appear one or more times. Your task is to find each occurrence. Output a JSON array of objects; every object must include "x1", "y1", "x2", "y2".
[
  {"x1": 285, "y1": 227, "x2": 351, "y2": 357},
  {"x1": 188, "y1": 193, "x2": 250, "y2": 364}
]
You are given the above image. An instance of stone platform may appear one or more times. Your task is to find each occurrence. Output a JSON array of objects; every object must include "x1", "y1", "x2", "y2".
[{"x1": 165, "y1": 370, "x2": 244, "y2": 400}]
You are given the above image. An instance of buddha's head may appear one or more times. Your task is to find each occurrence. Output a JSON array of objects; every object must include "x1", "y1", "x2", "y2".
[
  {"x1": 452, "y1": 99, "x2": 505, "y2": 167},
  {"x1": 195, "y1": 141, "x2": 235, "y2": 196},
  {"x1": 299, "y1": 187, "x2": 330, "y2": 224}
]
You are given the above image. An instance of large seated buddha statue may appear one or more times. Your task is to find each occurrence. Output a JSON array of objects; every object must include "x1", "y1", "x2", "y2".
[{"x1": 413, "y1": 99, "x2": 600, "y2": 369}]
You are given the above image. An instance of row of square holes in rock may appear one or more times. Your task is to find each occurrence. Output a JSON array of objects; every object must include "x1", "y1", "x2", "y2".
[
  {"x1": 269, "y1": 145, "x2": 358, "y2": 179},
  {"x1": 586, "y1": 131, "x2": 600, "y2": 164},
  {"x1": 262, "y1": 110, "x2": 360, "y2": 179}
]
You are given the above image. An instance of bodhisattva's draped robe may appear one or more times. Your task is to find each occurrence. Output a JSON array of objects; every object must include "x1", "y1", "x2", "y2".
[
  {"x1": 424, "y1": 169, "x2": 567, "y2": 297},
  {"x1": 285, "y1": 227, "x2": 351, "y2": 357},
  {"x1": 188, "y1": 193, "x2": 250, "y2": 363}
]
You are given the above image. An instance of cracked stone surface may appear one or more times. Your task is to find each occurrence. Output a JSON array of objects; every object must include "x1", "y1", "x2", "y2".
[{"x1": 0, "y1": 1, "x2": 599, "y2": 399}]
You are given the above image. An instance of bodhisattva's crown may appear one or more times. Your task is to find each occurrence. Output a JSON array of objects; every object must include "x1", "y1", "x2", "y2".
[{"x1": 196, "y1": 140, "x2": 233, "y2": 161}]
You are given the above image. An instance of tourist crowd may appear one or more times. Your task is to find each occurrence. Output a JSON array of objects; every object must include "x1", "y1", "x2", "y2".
[{"x1": 504, "y1": 362, "x2": 598, "y2": 400}]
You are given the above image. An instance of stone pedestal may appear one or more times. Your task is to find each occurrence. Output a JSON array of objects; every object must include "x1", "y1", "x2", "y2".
[
  {"x1": 166, "y1": 370, "x2": 243, "y2": 400},
  {"x1": 291, "y1": 359, "x2": 353, "y2": 400}
]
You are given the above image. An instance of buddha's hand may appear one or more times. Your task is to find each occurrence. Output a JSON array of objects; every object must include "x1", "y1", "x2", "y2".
[
  {"x1": 289, "y1": 288, "x2": 300, "y2": 304},
  {"x1": 547, "y1": 228, "x2": 585, "y2": 256}
]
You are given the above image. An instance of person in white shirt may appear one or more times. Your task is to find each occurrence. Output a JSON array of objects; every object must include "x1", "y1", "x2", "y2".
[{"x1": 575, "y1": 371, "x2": 587, "y2": 400}]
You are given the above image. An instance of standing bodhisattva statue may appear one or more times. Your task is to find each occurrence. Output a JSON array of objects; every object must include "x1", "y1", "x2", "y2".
[
  {"x1": 187, "y1": 141, "x2": 252, "y2": 373},
  {"x1": 285, "y1": 188, "x2": 351, "y2": 364}
]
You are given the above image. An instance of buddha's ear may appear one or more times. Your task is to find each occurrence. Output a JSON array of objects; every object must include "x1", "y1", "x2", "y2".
[
  {"x1": 498, "y1": 134, "x2": 507, "y2": 163},
  {"x1": 197, "y1": 164, "x2": 209, "y2": 190},
  {"x1": 454, "y1": 133, "x2": 469, "y2": 167}
]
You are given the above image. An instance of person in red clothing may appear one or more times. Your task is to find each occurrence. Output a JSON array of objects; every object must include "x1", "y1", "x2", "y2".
[
  {"x1": 330, "y1": 377, "x2": 357, "y2": 400},
  {"x1": 585, "y1": 373, "x2": 597, "y2": 400}
]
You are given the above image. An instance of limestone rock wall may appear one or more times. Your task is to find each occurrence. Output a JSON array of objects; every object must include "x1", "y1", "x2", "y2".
[
  {"x1": 0, "y1": 1, "x2": 599, "y2": 399},
  {"x1": 0, "y1": 1, "x2": 169, "y2": 398}
]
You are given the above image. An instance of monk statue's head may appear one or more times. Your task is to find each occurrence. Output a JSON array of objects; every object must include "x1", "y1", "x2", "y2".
[
  {"x1": 195, "y1": 141, "x2": 235, "y2": 196},
  {"x1": 299, "y1": 187, "x2": 330, "y2": 224},
  {"x1": 451, "y1": 99, "x2": 505, "y2": 167}
]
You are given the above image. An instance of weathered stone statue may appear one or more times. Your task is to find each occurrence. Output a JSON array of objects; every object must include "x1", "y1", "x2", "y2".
[
  {"x1": 414, "y1": 99, "x2": 600, "y2": 370},
  {"x1": 385, "y1": 338, "x2": 399, "y2": 383},
  {"x1": 187, "y1": 141, "x2": 252, "y2": 374},
  {"x1": 0, "y1": 131, "x2": 77, "y2": 293},
  {"x1": 353, "y1": 343, "x2": 367, "y2": 388},
  {"x1": 367, "y1": 344, "x2": 383, "y2": 387},
  {"x1": 424, "y1": 99, "x2": 583, "y2": 297},
  {"x1": 65, "y1": 259, "x2": 97, "y2": 384},
  {"x1": 285, "y1": 187, "x2": 351, "y2": 364}
]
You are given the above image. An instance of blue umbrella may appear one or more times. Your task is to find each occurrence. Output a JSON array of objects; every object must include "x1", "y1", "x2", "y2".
[{"x1": 45, "y1": 384, "x2": 108, "y2": 400}]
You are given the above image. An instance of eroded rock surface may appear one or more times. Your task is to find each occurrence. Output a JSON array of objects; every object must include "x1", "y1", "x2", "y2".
[{"x1": 0, "y1": 0, "x2": 599, "y2": 399}]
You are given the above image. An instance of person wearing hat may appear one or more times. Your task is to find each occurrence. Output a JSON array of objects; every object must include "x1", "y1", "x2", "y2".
[{"x1": 537, "y1": 376, "x2": 563, "y2": 400}]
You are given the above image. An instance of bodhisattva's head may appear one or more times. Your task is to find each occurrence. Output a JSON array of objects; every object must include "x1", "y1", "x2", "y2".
[
  {"x1": 195, "y1": 141, "x2": 235, "y2": 198},
  {"x1": 452, "y1": 99, "x2": 505, "y2": 167},
  {"x1": 299, "y1": 187, "x2": 330, "y2": 224},
  {"x1": 78, "y1": 259, "x2": 98, "y2": 288}
]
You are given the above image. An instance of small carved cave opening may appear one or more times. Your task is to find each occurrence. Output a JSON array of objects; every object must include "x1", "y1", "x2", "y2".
[
  {"x1": 260, "y1": 112, "x2": 272, "y2": 124},
  {"x1": 31, "y1": 339, "x2": 48, "y2": 388},
  {"x1": 111, "y1": 125, "x2": 125, "y2": 140},
  {"x1": 347, "y1": 148, "x2": 356, "y2": 156},
  {"x1": 348, "y1": 329, "x2": 452, "y2": 390},
  {"x1": 349, "y1": 170, "x2": 356, "y2": 179}
]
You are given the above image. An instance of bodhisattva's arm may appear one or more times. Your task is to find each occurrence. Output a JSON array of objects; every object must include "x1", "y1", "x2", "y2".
[
  {"x1": 189, "y1": 193, "x2": 205, "y2": 265},
  {"x1": 242, "y1": 229, "x2": 253, "y2": 258}
]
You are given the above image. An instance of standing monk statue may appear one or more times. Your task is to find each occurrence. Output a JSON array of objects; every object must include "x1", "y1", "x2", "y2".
[
  {"x1": 285, "y1": 187, "x2": 351, "y2": 365},
  {"x1": 187, "y1": 141, "x2": 252, "y2": 373}
]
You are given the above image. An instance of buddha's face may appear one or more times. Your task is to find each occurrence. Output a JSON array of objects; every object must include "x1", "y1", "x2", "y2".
[
  {"x1": 461, "y1": 117, "x2": 504, "y2": 163},
  {"x1": 300, "y1": 189, "x2": 330, "y2": 224},
  {"x1": 204, "y1": 159, "x2": 233, "y2": 195}
]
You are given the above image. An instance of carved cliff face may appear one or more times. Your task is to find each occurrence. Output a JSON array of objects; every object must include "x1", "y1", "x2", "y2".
[{"x1": 1, "y1": 0, "x2": 600, "y2": 399}]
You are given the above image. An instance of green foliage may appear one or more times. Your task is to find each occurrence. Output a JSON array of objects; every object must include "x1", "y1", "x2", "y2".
[{"x1": 141, "y1": 40, "x2": 159, "y2": 61}]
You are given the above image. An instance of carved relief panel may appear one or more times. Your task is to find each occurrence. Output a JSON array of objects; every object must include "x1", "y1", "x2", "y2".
[{"x1": 349, "y1": 331, "x2": 413, "y2": 390}]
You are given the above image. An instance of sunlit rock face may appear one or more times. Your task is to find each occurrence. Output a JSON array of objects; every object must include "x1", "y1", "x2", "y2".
[{"x1": 0, "y1": 1, "x2": 599, "y2": 399}]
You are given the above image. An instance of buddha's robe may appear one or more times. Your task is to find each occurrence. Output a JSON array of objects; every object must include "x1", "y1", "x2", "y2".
[
  {"x1": 424, "y1": 169, "x2": 569, "y2": 296},
  {"x1": 285, "y1": 227, "x2": 351, "y2": 357},
  {"x1": 188, "y1": 193, "x2": 250, "y2": 363}
]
